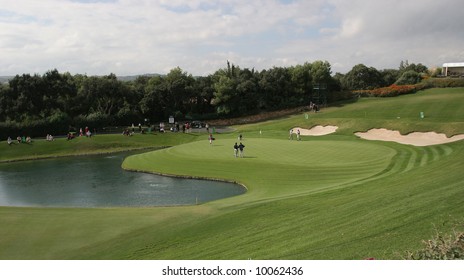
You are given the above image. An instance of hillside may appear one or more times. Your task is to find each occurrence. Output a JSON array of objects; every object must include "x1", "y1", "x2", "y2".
[{"x1": 0, "y1": 87, "x2": 463, "y2": 259}]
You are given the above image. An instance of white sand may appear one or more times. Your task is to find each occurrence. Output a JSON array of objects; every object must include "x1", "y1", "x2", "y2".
[
  {"x1": 355, "y1": 128, "x2": 464, "y2": 146},
  {"x1": 292, "y1": 125, "x2": 338, "y2": 136}
]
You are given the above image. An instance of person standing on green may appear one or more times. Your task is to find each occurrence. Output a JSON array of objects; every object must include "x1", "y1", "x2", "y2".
[
  {"x1": 238, "y1": 142, "x2": 245, "y2": 158},
  {"x1": 234, "y1": 142, "x2": 239, "y2": 157},
  {"x1": 209, "y1": 133, "x2": 214, "y2": 145}
]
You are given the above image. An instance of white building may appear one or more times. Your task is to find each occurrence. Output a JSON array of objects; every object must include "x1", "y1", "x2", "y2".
[{"x1": 442, "y1": 62, "x2": 464, "y2": 76}]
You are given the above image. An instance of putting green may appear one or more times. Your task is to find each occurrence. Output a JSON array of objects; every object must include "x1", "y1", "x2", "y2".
[{"x1": 123, "y1": 138, "x2": 396, "y2": 206}]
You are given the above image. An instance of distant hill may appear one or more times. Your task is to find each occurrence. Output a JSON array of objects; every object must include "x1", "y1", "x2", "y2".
[
  {"x1": 116, "y1": 73, "x2": 162, "y2": 82},
  {"x1": 0, "y1": 76, "x2": 13, "y2": 84}
]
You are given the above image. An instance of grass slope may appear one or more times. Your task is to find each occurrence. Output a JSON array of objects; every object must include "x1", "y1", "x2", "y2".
[
  {"x1": 1, "y1": 87, "x2": 464, "y2": 259},
  {"x1": 0, "y1": 133, "x2": 198, "y2": 162}
]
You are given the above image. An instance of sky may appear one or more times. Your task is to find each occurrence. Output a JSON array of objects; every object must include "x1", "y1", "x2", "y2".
[{"x1": 0, "y1": 0, "x2": 463, "y2": 76}]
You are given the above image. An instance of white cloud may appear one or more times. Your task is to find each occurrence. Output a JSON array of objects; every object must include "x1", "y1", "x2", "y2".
[
  {"x1": 0, "y1": 0, "x2": 463, "y2": 76},
  {"x1": 338, "y1": 18, "x2": 363, "y2": 38}
]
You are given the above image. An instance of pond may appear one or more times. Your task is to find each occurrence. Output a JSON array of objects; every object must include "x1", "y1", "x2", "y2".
[{"x1": 0, "y1": 151, "x2": 245, "y2": 207}]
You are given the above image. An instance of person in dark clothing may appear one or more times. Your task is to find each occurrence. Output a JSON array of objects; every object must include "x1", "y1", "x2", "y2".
[
  {"x1": 233, "y1": 142, "x2": 239, "y2": 157},
  {"x1": 238, "y1": 142, "x2": 245, "y2": 158}
]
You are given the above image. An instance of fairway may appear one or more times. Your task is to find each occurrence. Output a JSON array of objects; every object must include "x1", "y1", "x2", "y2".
[{"x1": 1, "y1": 87, "x2": 464, "y2": 259}]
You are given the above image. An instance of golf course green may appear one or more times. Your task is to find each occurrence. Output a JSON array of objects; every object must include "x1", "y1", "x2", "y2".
[{"x1": 1, "y1": 87, "x2": 464, "y2": 259}]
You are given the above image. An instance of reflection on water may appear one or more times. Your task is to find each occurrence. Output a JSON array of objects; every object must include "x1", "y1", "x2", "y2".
[{"x1": 0, "y1": 152, "x2": 245, "y2": 207}]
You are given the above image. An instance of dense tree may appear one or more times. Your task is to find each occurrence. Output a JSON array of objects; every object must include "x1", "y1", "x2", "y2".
[
  {"x1": 342, "y1": 64, "x2": 383, "y2": 90},
  {"x1": 211, "y1": 68, "x2": 237, "y2": 115},
  {"x1": 331, "y1": 72, "x2": 344, "y2": 92},
  {"x1": 399, "y1": 60, "x2": 428, "y2": 75},
  {"x1": 380, "y1": 69, "x2": 400, "y2": 87},
  {"x1": 78, "y1": 74, "x2": 126, "y2": 116},
  {"x1": 395, "y1": 70, "x2": 422, "y2": 85},
  {"x1": 311, "y1": 60, "x2": 332, "y2": 85},
  {"x1": 140, "y1": 75, "x2": 167, "y2": 121},
  {"x1": 257, "y1": 67, "x2": 295, "y2": 110},
  {"x1": 0, "y1": 59, "x2": 431, "y2": 139},
  {"x1": 189, "y1": 75, "x2": 215, "y2": 117},
  {"x1": 164, "y1": 67, "x2": 195, "y2": 118},
  {"x1": 289, "y1": 63, "x2": 312, "y2": 102},
  {"x1": 235, "y1": 68, "x2": 259, "y2": 113},
  {"x1": 7, "y1": 73, "x2": 46, "y2": 121},
  {"x1": 211, "y1": 64, "x2": 261, "y2": 116}
]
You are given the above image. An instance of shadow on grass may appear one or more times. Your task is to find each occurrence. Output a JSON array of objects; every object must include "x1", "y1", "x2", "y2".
[{"x1": 329, "y1": 97, "x2": 359, "y2": 108}]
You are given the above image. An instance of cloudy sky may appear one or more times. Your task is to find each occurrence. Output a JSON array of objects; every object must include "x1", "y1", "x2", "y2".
[{"x1": 1, "y1": 0, "x2": 463, "y2": 76}]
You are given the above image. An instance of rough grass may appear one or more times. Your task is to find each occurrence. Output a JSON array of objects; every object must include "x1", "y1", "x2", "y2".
[{"x1": 1, "y1": 87, "x2": 464, "y2": 259}]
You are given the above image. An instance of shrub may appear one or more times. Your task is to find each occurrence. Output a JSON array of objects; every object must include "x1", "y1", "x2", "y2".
[
  {"x1": 0, "y1": 114, "x2": 72, "y2": 139},
  {"x1": 422, "y1": 77, "x2": 464, "y2": 88},
  {"x1": 406, "y1": 226, "x2": 464, "y2": 260},
  {"x1": 73, "y1": 112, "x2": 113, "y2": 130},
  {"x1": 354, "y1": 84, "x2": 422, "y2": 97}
]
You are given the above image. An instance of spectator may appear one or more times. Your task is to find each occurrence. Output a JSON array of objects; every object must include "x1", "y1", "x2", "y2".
[{"x1": 208, "y1": 133, "x2": 214, "y2": 145}]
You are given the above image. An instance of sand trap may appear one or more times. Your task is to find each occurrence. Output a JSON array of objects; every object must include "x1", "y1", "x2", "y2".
[
  {"x1": 355, "y1": 128, "x2": 464, "y2": 146},
  {"x1": 292, "y1": 125, "x2": 338, "y2": 136}
]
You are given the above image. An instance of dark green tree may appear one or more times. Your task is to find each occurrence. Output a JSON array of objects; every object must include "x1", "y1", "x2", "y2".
[
  {"x1": 289, "y1": 63, "x2": 312, "y2": 103},
  {"x1": 395, "y1": 70, "x2": 422, "y2": 85},
  {"x1": 211, "y1": 69, "x2": 236, "y2": 115},
  {"x1": 189, "y1": 75, "x2": 215, "y2": 117},
  {"x1": 342, "y1": 64, "x2": 382, "y2": 90},
  {"x1": 140, "y1": 75, "x2": 166, "y2": 121},
  {"x1": 164, "y1": 67, "x2": 195, "y2": 118},
  {"x1": 311, "y1": 60, "x2": 332, "y2": 85},
  {"x1": 380, "y1": 69, "x2": 400, "y2": 86}
]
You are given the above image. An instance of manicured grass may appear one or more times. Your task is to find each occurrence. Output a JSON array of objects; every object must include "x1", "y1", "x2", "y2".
[
  {"x1": 235, "y1": 87, "x2": 464, "y2": 137},
  {"x1": 0, "y1": 132, "x2": 199, "y2": 162},
  {"x1": 123, "y1": 138, "x2": 395, "y2": 206},
  {"x1": 1, "y1": 87, "x2": 464, "y2": 259}
]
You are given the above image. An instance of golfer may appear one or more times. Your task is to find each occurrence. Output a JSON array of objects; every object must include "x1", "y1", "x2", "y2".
[
  {"x1": 233, "y1": 142, "x2": 239, "y2": 157},
  {"x1": 238, "y1": 142, "x2": 245, "y2": 157}
]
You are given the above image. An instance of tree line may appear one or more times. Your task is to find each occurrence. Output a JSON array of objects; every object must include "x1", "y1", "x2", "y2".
[{"x1": 0, "y1": 60, "x2": 430, "y2": 138}]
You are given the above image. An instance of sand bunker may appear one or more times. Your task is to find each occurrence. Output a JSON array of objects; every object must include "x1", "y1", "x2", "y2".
[
  {"x1": 292, "y1": 125, "x2": 338, "y2": 136},
  {"x1": 355, "y1": 128, "x2": 464, "y2": 146}
]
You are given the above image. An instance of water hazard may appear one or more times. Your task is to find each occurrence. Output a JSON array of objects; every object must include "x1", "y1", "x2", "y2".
[{"x1": 0, "y1": 152, "x2": 245, "y2": 207}]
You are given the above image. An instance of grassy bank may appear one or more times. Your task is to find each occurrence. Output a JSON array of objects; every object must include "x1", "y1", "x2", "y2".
[
  {"x1": 0, "y1": 132, "x2": 199, "y2": 162},
  {"x1": 1, "y1": 87, "x2": 464, "y2": 259}
]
